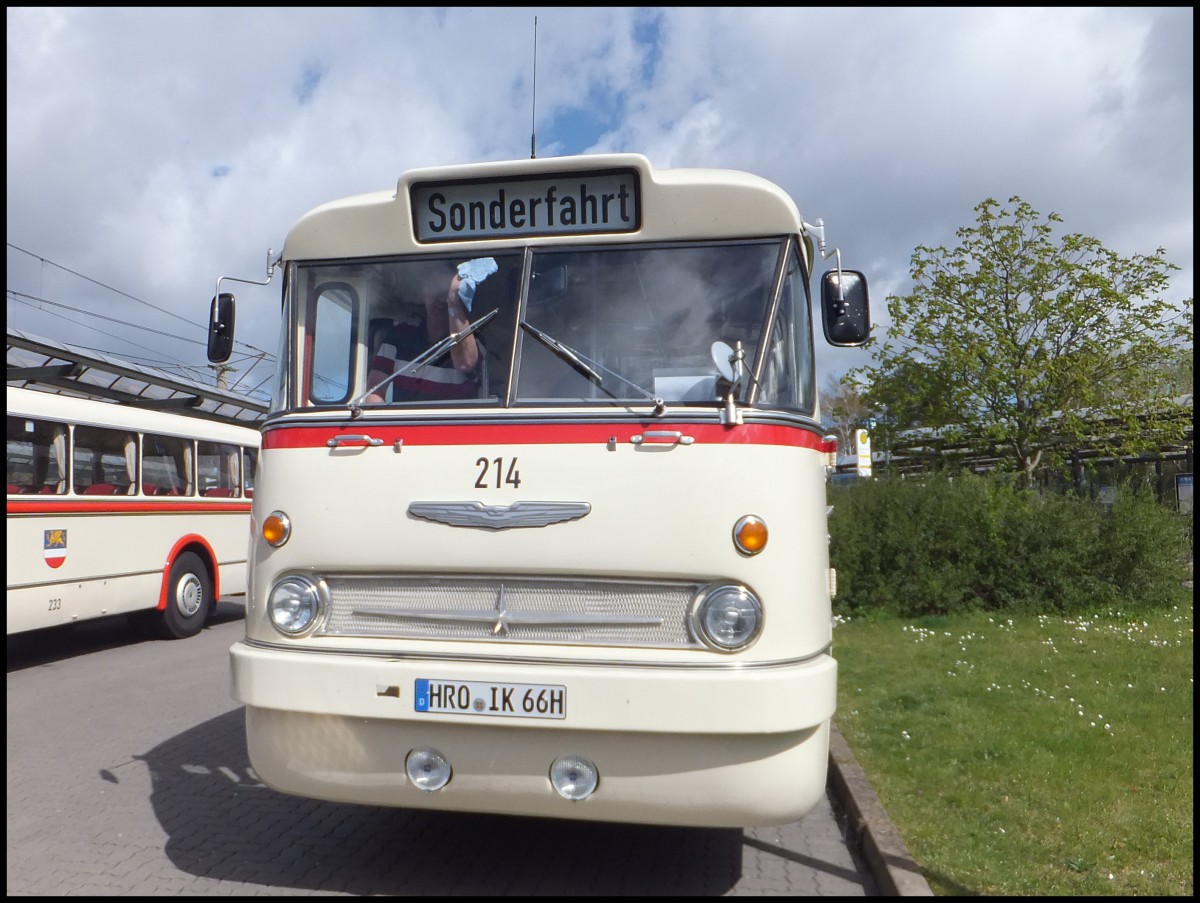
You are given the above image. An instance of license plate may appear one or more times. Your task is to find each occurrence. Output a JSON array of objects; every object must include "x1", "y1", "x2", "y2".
[{"x1": 414, "y1": 678, "x2": 566, "y2": 719}]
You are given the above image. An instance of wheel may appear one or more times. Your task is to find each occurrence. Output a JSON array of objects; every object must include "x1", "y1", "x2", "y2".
[{"x1": 153, "y1": 551, "x2": 212, "y2": 639}]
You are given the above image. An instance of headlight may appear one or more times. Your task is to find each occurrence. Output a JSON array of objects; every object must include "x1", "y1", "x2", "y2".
[
  {"x1": 691, "y1": 584, "x2": 762, "y2": 651},
  {"x1": 267, "y1": 575, "x2": 325, "y2": 636}
]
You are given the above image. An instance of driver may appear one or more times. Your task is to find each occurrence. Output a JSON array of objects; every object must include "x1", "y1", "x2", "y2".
[{"x1": 365, "y1": 263, "x2": 483, "y2": 403}]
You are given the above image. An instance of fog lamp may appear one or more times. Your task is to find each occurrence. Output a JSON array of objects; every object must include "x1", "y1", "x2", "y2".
[
  {"x1": 550, "y1": 754, "x2": 599, "y2": 801},
  {"x1": 406, "y1": 747, "x2": 452, "y2": 792}
]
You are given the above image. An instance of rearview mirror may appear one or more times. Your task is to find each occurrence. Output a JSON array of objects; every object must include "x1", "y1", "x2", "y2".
[
  {"x1": 207, "y1": 292, "x2": 236, "y2": 363},
  {"x1": 820, "y1": 270, "x2": 870, "y2": 347}
]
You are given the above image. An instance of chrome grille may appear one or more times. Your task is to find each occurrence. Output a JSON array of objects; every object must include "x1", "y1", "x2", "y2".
[{"x1": 319, "y1": 575, "x2": 704, "y2": 649}]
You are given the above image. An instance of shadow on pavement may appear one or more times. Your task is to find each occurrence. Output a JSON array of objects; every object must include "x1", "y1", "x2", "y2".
[
  {"x1": 133, "y1": 708, "x2": 744, "y2": 895},
  {"x1": 5, "y1": 599, "x2": 245, "y2": 673}
]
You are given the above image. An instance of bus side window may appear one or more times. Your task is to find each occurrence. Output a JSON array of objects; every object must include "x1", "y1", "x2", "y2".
[
  {"x1": 6, "y1": 415, "x2": 68, "y2": 494},
  {"x1": 308, "y1": 282, "x2": 355, "y2": 405},
  {"x1": 755, "y1": 253, "x2": 814, "y2": 413},
  {"x1": 73, "y1": 425, "x2": 134, "y2": 495},
  {"x1": 72, "y1": 426, "x2": 98, "y2": 494},
  {"x1": 243, "y1": 447, "x2": 257, "y2": 498},
  {"x1": 6, "y1": 415, "x2": 36, "y2": 493},
  {"x1": 198, "y1": 441, "x2": 240, "y2": 497},
  {"x1": 143, "y1": 432, "x2": 189, "y2": 495}
]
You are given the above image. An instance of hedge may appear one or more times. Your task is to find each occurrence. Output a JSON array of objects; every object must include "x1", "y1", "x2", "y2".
[{"x1": 828, "y1": 471, "x2": 1192, "y2": 618}]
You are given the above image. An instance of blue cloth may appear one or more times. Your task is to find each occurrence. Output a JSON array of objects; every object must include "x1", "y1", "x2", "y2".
[{"x1": 455, "y1": 257, "x2": 498, "y2": 312}]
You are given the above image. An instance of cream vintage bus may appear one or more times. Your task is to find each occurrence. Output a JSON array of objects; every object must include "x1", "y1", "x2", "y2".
[
  {"x1": 208, "y1": 152, "x2": 869, "y2": 826},
  {"x1": 6, "y1": 385, "x2": 260, "y2": 639}
]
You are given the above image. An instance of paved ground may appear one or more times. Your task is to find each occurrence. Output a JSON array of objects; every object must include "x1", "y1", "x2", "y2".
[{"x1": 7, "y1": 602, "x2": 897, "y2": 896}]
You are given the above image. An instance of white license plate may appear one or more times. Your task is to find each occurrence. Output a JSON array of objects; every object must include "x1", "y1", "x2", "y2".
[{"x1": 414, "y1": 678, "x2": 566, "y2": 719}]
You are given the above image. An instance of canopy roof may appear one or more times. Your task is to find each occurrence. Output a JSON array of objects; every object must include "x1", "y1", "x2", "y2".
[{"x1": 6, "y1": 328, "x2": 267, "y2": 427}]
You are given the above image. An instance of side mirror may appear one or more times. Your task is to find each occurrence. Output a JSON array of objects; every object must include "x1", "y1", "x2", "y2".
[
  {"x1": 207, "y1": 292, "x2": 236, "y2": 363},
  {"x1": 820, "y1": 269, "x2": 870, "y2": 347}
]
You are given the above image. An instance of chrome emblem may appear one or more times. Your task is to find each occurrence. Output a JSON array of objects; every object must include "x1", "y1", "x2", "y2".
[{"x1": 408, "y1": 501, "x2": 591, "y2": 530}]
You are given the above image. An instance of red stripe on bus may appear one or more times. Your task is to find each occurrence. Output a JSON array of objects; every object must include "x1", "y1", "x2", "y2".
[
  {"x1": 263, "y1": 421, "x2": 828, "y2": 450},
  {"x1": 6, "y1": 500, "x2": 252, "y2": 515}
]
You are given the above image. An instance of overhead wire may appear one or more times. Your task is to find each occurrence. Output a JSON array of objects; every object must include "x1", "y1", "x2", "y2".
[
  {"x1": 6, "y1": 242, "x2": 278, "y2": 403},
  {"x1": 6, "y1": 242, "x2": 277, "y2": 359}
]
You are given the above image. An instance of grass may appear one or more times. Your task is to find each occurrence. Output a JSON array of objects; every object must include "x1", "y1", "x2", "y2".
[{"x1": 832, "y1": 606, "x2": 1193, "y2": 896}]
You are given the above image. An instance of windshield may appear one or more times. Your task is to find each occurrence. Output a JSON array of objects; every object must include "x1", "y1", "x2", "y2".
[{"x1": 287, "y1": 240, "x2": 814, "y2": 414}]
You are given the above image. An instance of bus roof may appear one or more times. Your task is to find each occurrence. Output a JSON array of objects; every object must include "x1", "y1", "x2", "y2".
[
  {"x1": 7, "y1": 384, "x2": 261, "y2": 445},
  {"x1": 282, "y1": 153, "x2": 808, "y2": 262}
]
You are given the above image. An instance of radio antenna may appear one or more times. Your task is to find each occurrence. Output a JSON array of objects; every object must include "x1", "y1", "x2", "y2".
[{"x1": 530, "y1": 16, "x2": 538, "y2": 159}]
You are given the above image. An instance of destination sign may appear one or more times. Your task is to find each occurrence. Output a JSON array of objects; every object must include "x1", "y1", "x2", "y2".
[{"x1": 411, "y1": 169, "x2": 640, "y2": 242}]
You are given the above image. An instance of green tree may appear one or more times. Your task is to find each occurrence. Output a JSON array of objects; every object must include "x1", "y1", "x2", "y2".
[
  {"x1": 855, "y1": 196, "x2": 1192, "y2": 487},
  {"x1": 820, "y1": 374, "x2": 870, "y2": 456}
]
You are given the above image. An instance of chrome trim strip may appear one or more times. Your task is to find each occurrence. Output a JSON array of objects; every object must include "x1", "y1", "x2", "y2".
[
  {"x1": 261, "y1": 408, "x2": 825, "y2": 433},
  {"x1": 408, "y1": 500, "x2": 591, "y2": 529},
  {"x1": 353, "y1": 606, "x2": 664, "y2": 628},
  {"x1": 239, "y1": 637, "x2": 833, "y2": 670}
]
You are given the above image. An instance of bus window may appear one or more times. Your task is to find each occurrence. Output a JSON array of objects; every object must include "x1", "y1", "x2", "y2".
[
  {"x1": 755, "y1": 248, "x2": 816, "y2": 413},
  {"x1": 242, "y1": 447, "x2": 257, "y2": 498},
  {"x1": 309, "y1": 281, "x2": 356, "y2": 405},
  {"x1": 7, "y1": 415, "x2": 67, "y2": 495},
  {"x1": 516, "y1": 243, "x2": 778, "y2": 404},
  {"x1": 142, "y1": 433, "x2": 190, "y2": 496},
  {"x1": 297, "y1": 255, "x2": 523, "y2": 407},
  {"x1": 198, "y1": 441, "x2": 241, "y2": 497},
  {"x1": 73, "y1": 425, "x2": 136, "y2": 495}
]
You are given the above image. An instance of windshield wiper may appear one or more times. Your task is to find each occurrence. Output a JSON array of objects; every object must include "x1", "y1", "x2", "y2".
[
  {"x1": 350, "y1": 308, "x2": 498, "y2": 417},
  {"x1": 519, "y1": 321, "x2": 665, "y2": 414}
]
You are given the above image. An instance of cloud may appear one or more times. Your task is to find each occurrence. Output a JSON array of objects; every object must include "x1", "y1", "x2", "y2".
[{"x1": 6, "y1": 7, "x2": 1192, "y2": 397}]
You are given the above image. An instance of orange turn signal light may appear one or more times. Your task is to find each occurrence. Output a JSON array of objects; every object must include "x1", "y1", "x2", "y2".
[
  {"x1": 733, "y1": 515, "x2": 768, "y2": 555},
  {"x1": 262, "y1": 510, "x2": 291, "y2": 547}
]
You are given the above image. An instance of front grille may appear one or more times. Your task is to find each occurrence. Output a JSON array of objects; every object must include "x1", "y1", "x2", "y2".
[{"x1": 318, "y1": 575, "x2": 705, "y2": 649}]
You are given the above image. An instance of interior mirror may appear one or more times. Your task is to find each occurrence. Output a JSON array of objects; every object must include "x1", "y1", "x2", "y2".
[
  {"x1": 207, "y1": 292, "x2": 236, "y2": 363},
  {"x1": 820, "y1": 269, "x2": 870, "y2": 347}
]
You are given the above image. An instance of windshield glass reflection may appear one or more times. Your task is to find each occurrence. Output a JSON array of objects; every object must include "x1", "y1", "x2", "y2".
[{"x1": 294, "y1": 241, "x2": 798, "y2": 412}]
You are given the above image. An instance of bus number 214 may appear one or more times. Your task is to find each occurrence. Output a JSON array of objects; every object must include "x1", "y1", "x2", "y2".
[{"x1": 475, "y1": 457, "x2": 521, "y2": 489}]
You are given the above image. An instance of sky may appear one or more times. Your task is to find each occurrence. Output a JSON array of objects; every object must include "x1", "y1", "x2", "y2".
[{"x1": 6, "y1": 7, "x2": 1194, "y2": 406}]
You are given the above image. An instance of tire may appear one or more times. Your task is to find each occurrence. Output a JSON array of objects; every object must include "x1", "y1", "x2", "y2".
[{"x1": 153, "y1": 551, "x2": 212, "y2": 639}]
